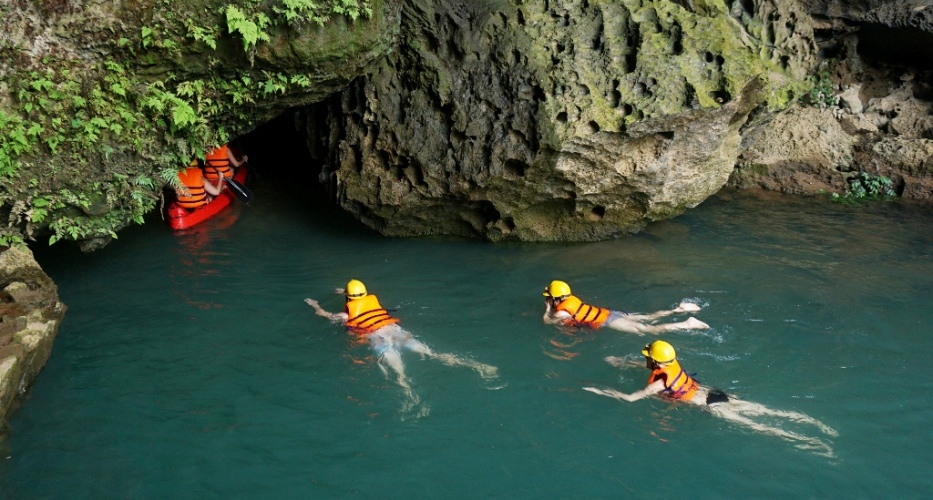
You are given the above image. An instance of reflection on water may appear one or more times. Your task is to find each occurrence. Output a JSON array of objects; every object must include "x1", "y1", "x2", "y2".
[
  {"x1": 3, "y1": 186, "x2": 933, "y2": 497},
  {"x1": 170, "y1": 207, "x2": 241, "y2": 310}
]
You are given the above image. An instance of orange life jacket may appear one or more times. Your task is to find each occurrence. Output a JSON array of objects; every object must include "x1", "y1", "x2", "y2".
[
  {"x1": 204, "y1": 145, "x2": 232, "y2": 182},
  {"x1": 648, "y1": 360, "x2": 699, "y2": 401},
  {"x1": 176, "y1": 166, "x2": 209, "y2": 209},
  {"x1": 554, "y1": 295, "x2": 610, "y2": 328},
  {"x1": 345, "y1": 294, "x2": 399, "y2": 334}
]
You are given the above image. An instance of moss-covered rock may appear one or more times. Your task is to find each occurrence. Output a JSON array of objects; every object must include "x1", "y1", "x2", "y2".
[
  {"x1": 0, "y1": 0, "x2": 401, "y2": 248},
  {"x1": 314, "y1": 0, "x2": 817, "y2": 240}
]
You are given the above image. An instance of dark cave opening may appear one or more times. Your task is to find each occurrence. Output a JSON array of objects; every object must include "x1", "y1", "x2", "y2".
[
  {"x1": 857, "y1": 23, "x2": 933, "y2": 71},
  {"x1": 237, "y1": 107, "x2": 329, "y2": 205}
]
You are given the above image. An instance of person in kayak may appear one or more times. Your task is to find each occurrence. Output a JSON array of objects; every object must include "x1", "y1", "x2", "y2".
[
  {"x1": 204, "y1": 143, "x2": 248, "y2": 185},
  {"x1": 175, "y1": 159, "x2": 224, "y2": 209},
  {"x1": 583, "y1": 340, "x2": 839, "y2": 456},
  {"x1": 542, "y1": 280, "x2": 708, "y2": 334},
  {"x1": 305, "y1": 279, "x2": 498, "y2": 414}
]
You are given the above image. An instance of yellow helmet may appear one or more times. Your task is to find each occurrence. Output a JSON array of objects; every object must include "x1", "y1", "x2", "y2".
[
  {"x1": 543, "y1": 280, "x2": 572, "y2": 298},
  {"x1": 345, "y1": 279, "x2": 367, "y2": 299},
  {"x1": 642, "y1": 340, "x2": 676, "y2": 363}
]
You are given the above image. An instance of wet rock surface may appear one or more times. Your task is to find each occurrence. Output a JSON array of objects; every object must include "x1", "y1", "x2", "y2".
[{"x1": 0, "y1": 247, "x2": 67, "y2": 437}]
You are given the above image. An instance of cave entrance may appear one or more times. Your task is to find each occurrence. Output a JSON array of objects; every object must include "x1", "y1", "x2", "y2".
[
  {"x1": 857, "y1": 23, "x2": 933, "y2": 72},
  {"x1": 236, "y1": 106, "x2": 329, "y2": 205}
]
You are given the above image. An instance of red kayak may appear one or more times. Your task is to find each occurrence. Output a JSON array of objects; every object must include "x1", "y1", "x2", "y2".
[{"x1": 167, "y1": 166, "x2": 248, "y2": 230}]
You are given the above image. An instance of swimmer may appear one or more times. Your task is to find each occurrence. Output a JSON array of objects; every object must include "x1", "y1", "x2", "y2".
[
  {"x1": 584, "y1": 340, "x2": 838, "y2": 456},
  {"x1": 542, "y1": 280, "x2": 709, "y2": 335},
  {"x1": 305, "y1": 279, "x2": 498, "y2": 413}
]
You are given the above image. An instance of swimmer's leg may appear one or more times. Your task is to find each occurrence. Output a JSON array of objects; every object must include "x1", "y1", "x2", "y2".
[
  {"x1": 625, "y1": 302, "x2": 702, "y2": 322},
  {"x1": 660, "y1": 317, "x2": 710, "y2": 331},
  {"x1": 605, "y1": 317, "x2": 709, "y2": 334},
  {"x1": 708, "y1": 403, "x2": 835, "y2": 456},
  {"x1": 723, "y1": 399, "x2": 839, "y2": 436},
  {"x1": 378, "y1": 348, "x2": 411, "y2": 391},
  {"x1": 406, "y1": 338, "x2": 499, "y2": 379},
  {"x1": 376, "y1": 347, "x2": 420, "y2": 409}
]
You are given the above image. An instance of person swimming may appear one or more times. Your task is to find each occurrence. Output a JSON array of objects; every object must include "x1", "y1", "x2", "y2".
[
  {"x1": 542, "y1": 280, "x2": 709, "y2": 334},
  {"x1": 305, "y1": 279, "x2": 498, "y2": 416},
  {"x1": 584, "y1": 340, "x2": 839, "y2": 456}
]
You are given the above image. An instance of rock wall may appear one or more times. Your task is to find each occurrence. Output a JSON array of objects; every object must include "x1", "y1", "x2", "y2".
[
  {"x1": 311, "y1": 0, "x2": 820, "y2": 241},
  {"x1": 306, "y1": 0, "x2": 932, "y2": 241},
  {"x1": 730, "y1": 0, "x2": 933, "y2": 197},
  {"x1": 0, "y1": 247, "x2": 66, "y2": 436}
]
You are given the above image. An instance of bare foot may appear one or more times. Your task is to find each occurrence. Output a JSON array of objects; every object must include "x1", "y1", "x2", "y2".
[
  {"x1": 479, "y1": 364, "x2": 499, "y2": 380},
  {"x1": 676, "y1": 302, "x2": 702, "y2": 313},
  {"x1": 685, "y1": 317, "x2": 710, "y2": 329}
]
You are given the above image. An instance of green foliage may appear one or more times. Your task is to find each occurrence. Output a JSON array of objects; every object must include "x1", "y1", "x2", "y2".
[
  {"x1": 0, "y1": 234, "x2": 26, "y2": 247},
  {"x1": 273, "y1": 0, "x2": 373, "y2": 26},
  {"x1": 225, "y1": 5, "x2": 272, "y2": 52},
  {"x1": 829, "y1": 173, "x2": 896, "y2": 204},
  {"x1": 160, "y1": 168, "x2": 185, "y2": 191},
  {"x1": 184, "y1": 19, "x2": 217, "y2": 50},
  {"x1": 802, "y1": 71, "x2": 839, "y2": 109},
  {"x1": 141, "y1": 26, "x2": 154, "y2": 48},
  {"x1": 0, "y1": 57, "x2": 194, "y2": 244},
  {"x1": 262, "y1": 72, "x2": 289, "y2": 95},
  {"x1": 3, "y1": 0, "x2": 377, "y2": 246}
]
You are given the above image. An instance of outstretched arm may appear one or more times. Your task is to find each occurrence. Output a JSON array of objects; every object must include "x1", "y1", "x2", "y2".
[
  {"x1": 583, "y1": 380, "x2": 665, "y2": 402},
  {"x1": 603, "y1": 356, "x2": 645, "y2": 369},
  {"x1": 304, "y1": 298, "x2": 348, "y2": 323}
]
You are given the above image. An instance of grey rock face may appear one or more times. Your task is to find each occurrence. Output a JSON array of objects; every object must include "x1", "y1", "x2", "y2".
[
  {"x1": 732, "y1": 1, "x2": 933, "y2": 197},
  {"x1": 314, "y1": 0, "x2": 816, "y2": 241}
]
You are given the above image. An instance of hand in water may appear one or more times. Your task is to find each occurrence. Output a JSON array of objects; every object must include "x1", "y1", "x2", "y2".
[
  {"x1": 304, "y1": 298, "x2": 318, "y2": 307},
  {"x1": 603, "y1": 356, "x2": 628, "y2": 368},
  {"x1": 583, "y1": 387, "x2": 626, "y2": 399}
]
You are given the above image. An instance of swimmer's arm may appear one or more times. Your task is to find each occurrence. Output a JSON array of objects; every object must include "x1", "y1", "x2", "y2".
[
  {"x1": 583, "y1": 380, "x2": 665, "y2": 402},
  {"x1": 304, "y1": 298, "x2": 348, "y2": 323},
  {"x1": 603, "y1": 356, "x2": 643, "y2": 369}
]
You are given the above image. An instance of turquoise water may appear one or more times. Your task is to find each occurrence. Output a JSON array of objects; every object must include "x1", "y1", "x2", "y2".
[{"x1": 2, "y1": 178, "x2": 933, "y2": 498}]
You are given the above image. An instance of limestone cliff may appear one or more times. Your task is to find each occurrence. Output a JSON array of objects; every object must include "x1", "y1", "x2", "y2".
[
  {"x1": 3, "y1": 0, "x2": 929, "y2": 246},
  {"x1": 311, "y1": 0, "x2": 820, "y2": 241},
  {"x1": 730, "y1": 0, "x2": 933, "y2": 197},
  {"x1": 0, "y1": 246, "x2": 66, "y2": 436}
]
